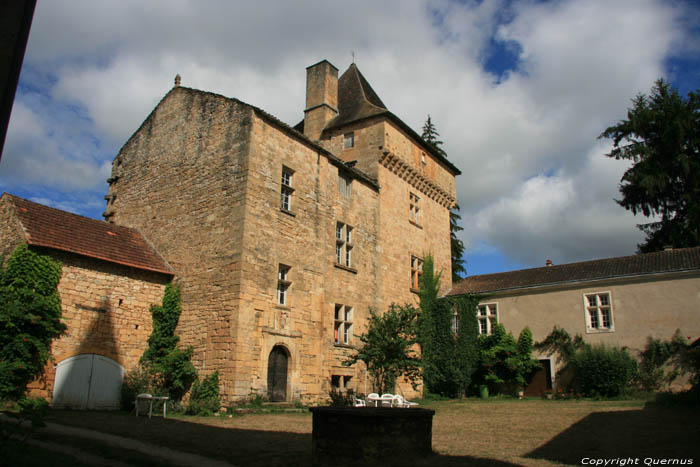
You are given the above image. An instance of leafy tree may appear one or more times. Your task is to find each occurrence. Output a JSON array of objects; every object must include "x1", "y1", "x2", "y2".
[
  {"x1": 421, "y1": 115, "x2": 467, "y2": 280},
  {"x1": 344, "y1": 304, "x2": 421, "y2": 394},
  {"x1": 600, "y1": 79, "x2": 700, "y2": 252},
  {"x1": 0, "y1": 244, "x2": 66, "y2": 400},
  {"x1": 474, "y1": 324, "x2": 540, "y2": 394},
  {"x1": 417, "y1": 255, "x2": 479, "y2": 397}
]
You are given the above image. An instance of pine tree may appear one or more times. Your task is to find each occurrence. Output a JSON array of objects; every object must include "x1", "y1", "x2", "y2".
[{"x1": 421, "y1": 115, "x2": 466, "y2": 280}]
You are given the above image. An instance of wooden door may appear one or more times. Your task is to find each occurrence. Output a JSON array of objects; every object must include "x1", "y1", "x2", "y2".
[{"x1": 267, "y1": 346, "x2": 288, "y2": 402}]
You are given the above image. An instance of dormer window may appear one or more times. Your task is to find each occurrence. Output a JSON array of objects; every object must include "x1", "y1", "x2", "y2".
[{"x1": 344, "y1": 132, "x2": 355, "y2": 149}]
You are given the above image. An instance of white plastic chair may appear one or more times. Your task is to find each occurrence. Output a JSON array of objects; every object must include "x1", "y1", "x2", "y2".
[
  {"x1": 380, "y1": 393, "x2": 394, "y2": 407},
  {"x1": 353, "y1": 397, "x2": 366, "y2": 407},
  {"x1": 367, "y1": 393, "x2": 380, "y2": 407}
]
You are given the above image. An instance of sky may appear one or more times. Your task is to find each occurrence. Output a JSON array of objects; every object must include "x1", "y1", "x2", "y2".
[{"x1": 2, "y1": 0, "x2": 699, "y2": 277}]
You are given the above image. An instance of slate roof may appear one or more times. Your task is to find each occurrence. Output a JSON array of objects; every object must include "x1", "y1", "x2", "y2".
[
  {"x1": 3, "y1": 193, "x2": 173, "y2": 275},
  {"x1": 448, "y1": 247, "x2": 700, "y2": 295},
  {"x1": 321, "y1": 64, "x2": 461, "y2": 176}
]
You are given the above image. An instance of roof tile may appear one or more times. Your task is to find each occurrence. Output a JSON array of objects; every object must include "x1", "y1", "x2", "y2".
[
  {"x1": 449, "y1": 247, "x2": 700, "y2": 295},
  {"x1": 4, "y1": 194, "x2": 172, "y2": 275}
]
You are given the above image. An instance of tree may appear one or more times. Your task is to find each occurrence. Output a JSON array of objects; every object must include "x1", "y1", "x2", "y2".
[
  {"x1": 450, "y1": 205, "x2": 466, "y2": 281},
  {"x1": 600, "y1": 79, "x2": 700, "y2": 252},
  {"x1": 474, "y1": 324, "x2": 540, "y2": 395},
  {"x1": 421, "y1": 115, "x2": 467, "y2": 280},
  {"x1": 0, "y1": 244, "x2": 66, "y2": 400},
  {"x1": 421, "y1": 115, "x2": 446, "y2": 158},
  {"x1": 344, "y1": 304, "x2": 421, "y2": 394},
  {"x1": 417, "y1": 255, "x2": 478, "y2": 397}
]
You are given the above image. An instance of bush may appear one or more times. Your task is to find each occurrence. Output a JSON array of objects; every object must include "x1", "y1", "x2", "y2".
[
  {"x1": 636, "y1": 331, "x2": 687, "y2": 391},
  {"x1": 0, "y1": 245, "x2": 65, "y2": 400},
  {"x1": 120, "y1": 363, "x2": 167, "y2": 411},
  {"x1": 328, "y1": 388, "x2": 357, "y2": 407},
  {"x1": 569, "y1": 345, "x2": 637, "y2": 397},
  {"x1": 186, "y1": 371, "x2": 220, "y2": 416}
]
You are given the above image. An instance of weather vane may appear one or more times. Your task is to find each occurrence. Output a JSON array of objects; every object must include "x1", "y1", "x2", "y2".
[{"x1": 351, "y1": 50, "x2": 355, "y2": 64}]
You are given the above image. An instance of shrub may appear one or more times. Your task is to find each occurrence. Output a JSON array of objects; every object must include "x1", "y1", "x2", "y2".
[
  {"x1": 474, "y1": 324, "x2": 540, "y2": 395},
  {"x1": 186, "y1": 371, "x2": 220, "y2": 416},
  {"x1": 636, "y1": 331, "x2": 687, "y2": 391},
  {"x1": 120, "y1": 363, "x2": 166, "y2": 411},
  {"x1": 328, "y1": 388, "x2": 356, "y2": 408},
  {"x1": 569, "y1": 345, "x2": 637, "y2": 397}
]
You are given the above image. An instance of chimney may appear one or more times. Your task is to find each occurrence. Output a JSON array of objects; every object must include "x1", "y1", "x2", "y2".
[
  {"x1": 545, "y1": 259, "x2": 553, "y2": 267},
  {"x1": 303, "y1": 60, "x2": 338, "y2": 140}
]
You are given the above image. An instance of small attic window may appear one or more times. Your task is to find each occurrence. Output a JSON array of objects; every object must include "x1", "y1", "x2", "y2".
[{"x1": 344, "y1": 132, "x2": 354, "y2": 149}]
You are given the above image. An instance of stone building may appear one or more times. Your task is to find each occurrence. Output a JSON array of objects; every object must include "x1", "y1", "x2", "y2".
[
  {"x1": 448, "y1": 247, "x2": 700, "y2": 395},
  {"x1": 98, "y1": 60, "x2": 460, "y2": 402},
  {"x1": 0, "y1": 193, "x2": 172, "y2": 408}
]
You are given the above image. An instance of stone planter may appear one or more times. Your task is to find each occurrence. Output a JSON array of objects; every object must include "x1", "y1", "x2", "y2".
[{"x1": 309, "y1": 406, "x2": 435, "y2": 462}]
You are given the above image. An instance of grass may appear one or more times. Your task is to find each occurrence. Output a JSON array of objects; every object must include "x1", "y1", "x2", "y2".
[{"x1": 5, "y1": 398, "x2": 698, "y2": 466}]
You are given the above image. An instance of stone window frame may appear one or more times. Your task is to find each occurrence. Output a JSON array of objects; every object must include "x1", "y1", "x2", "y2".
[
  {"x1": 409, "y1": 192, "x2": 421, "y2": 227},
  {"x1": 334, "y1": 222, "x2": 356, "y2": 273},
  {"x1": 277, "y1": 264, "x2": 291, "y2": 306},
  {"x1": 583, "y1": 291, "x2": 615, "y2": 333},
  {"x1": 451, "y1": 309, "x2": 459, "y2": 336},
  {"x1": 280, "y1": 166, "x2": 295, "y2": 215},
  {"x1": 334, "y1": 304, "x2": 353, "y2": 346},
  {"x1": 410, "y1": 255, "x2": 423, "y2": 292},
  {"x1": 477, "y1": 303, "x2": 498, "y2": 335},
  {"x1": 331, "y1": 374, "x2": 353, "y2": 391},
  {"x1": 344, "y1": 132, "x2": 355, "y2": 149}
]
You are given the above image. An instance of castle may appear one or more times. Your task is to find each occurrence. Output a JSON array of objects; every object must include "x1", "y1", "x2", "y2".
[{"x1": 1, "y1": 60, "x2": 460, "y2": 405}]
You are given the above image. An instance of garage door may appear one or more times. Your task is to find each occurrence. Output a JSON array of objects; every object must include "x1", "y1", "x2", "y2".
[{"x1": 52, "y1": 354, "x2": 124, "y2": 409}]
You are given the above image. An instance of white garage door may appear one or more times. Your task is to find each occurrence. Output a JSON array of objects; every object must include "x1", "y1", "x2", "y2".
[{"x1": 52, "y1": 354, "x2": 124, "y2": 410}]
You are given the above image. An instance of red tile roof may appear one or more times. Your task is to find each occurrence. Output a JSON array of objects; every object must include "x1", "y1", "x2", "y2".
[
  {"x1": 4, "y1": 193, "x2": 172, "y2": 275},
  {"x1": 449, "y1": 247, "x2": 700, "y2": 295}
]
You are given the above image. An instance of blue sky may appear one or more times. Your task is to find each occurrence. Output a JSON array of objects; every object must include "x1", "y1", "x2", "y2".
[{"x1": 2, "y1": 0, "x2": 699, "y2": 277}]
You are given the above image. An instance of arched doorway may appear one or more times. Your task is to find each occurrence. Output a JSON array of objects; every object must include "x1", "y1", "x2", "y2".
[
  {"x1": 267, "y1": 346, "x2": 288, "y2": 402},
  {"x1": 52, "y1": 354, "x2": 124, "y2": 409}
]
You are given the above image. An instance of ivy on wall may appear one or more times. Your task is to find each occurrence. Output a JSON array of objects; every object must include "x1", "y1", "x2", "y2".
[
  {"x1": 139, "y1": 283, "x2": 197, "y2": 401},
  {"x1": 0, "y1": 244, "x2": 66, "y2": 400}
]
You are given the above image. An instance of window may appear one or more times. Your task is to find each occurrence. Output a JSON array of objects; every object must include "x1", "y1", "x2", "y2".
[
  {"x1": 280, "y1": 167, "x2": 294, "y2": 212},
  {"x1": 477, "y1": 304, "x2": 498, "y2": 335},
  {"x1": 331, "y1": 375, "x2": 353, "y2": 390},
  {"x1": 409, "y1": 192, "x2": 421, "y2": 225},
  {"x1": 344, "y1": 132, "x2": 354, "y2": 149},
  {"x1": 338, "y1": 173, "x2": 352, "y2": 198},
  {"x1": 277, "y1": 264, "x2": 291, "y2": 306},
  {"x1": 335, "y1": 222, "x2": 353, "y2": 268},
  {"x1": 451, "y1": 311, "x2": 459, "y2": 335},
  {"x1": 410, "y1": 256, "x2": 423, "y2": 290},
  {"x1": 584, "y1": 292, "x2": 614, "y2": 332},
  {"x1": 421, "y1": 152, "x2": 427, "y2": 165},
  {"x1": 334, "y1": 304, "x2": 353, "y2": 345}
]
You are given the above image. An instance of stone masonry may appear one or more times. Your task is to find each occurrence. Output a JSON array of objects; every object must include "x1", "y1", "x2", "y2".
[{"x1": 104, "y1": 60, "x2": 460, "y2": 403}]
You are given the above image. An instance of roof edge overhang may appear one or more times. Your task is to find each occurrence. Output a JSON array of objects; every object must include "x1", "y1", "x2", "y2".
[
  {"x1": 451, "y1": 268, "x2": 700, "y2": 297},
  {"x1": 27, "y1": 240, "x2": 175, "y2": 277}
]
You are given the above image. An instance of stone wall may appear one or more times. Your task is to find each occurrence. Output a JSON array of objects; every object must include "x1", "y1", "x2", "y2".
[
  {"x1": 28, "y1": 250, "x2": 169, "y2": 400},
  {"x1": 106, "y1": 87, "x2": 252, "y2": 397},
  {"x1": 481, "y1": 273, "x2": 700, "y2": 388}
]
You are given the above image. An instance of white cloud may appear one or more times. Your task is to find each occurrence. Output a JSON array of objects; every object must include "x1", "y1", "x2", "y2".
[{"x1": 3, "y1": 0, "x2": 696, "y2": 270}]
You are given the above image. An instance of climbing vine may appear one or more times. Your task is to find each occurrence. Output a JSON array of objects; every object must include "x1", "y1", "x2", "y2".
[
  {"x1": 139, "y1": 283, "x2": 197, "y2": 401},
  {"x1": 0, "y1": 244, "x2": 66, "y2": 400}
]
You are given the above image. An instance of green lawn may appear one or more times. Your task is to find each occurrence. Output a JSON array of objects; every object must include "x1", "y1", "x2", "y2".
[{"x1": 4, "y1": 398, "x2": 698, "y2": 466}]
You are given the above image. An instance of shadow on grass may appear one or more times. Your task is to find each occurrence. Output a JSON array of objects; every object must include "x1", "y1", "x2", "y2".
[
  {"x1": 42, "y1": 410, "x2": 522, "y2": 467},
  {"x1": 526, "y1": 407, "x2": 700, "y2": 465}
]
